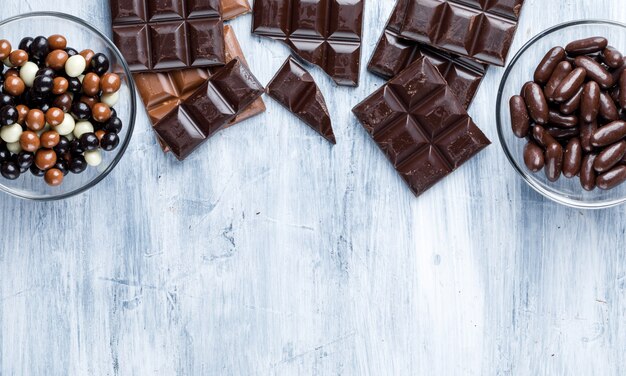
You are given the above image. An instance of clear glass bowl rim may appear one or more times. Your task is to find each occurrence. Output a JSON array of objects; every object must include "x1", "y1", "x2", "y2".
[
  {"x1": 0, "y1": 11, "x2": 136, "y2": 201},
  {"x1": 496, "y1": 19, "x2": 626, "y2": 210}
]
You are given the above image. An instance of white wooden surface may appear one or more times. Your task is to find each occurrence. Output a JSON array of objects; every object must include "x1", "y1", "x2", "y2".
[{"x1": 1, "y1": 0, "x2": 626, "y2": 375}]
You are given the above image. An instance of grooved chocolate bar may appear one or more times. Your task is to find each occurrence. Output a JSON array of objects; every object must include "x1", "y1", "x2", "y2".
[
  {"x1": 396, "y1": 0, "x2": 524, "y2": 66},
  {"x1": 153, "y1": 58, "x2": 264, "y2": 160},
  {"x1": 352, "y1": 57, "x2": 490, "y2": 196},
  {"x1": 368, "y1": 0, "x2": 487, "y2": 108},
  {"x1": 252, "y1": 0, "x2": 364, "y2": 86},
  {"x1": 110, "y1": 0, "x2": 225, "y2": 72},
  {"x1": 267, "y1": 56, "x2": 335, "y2": 144}
]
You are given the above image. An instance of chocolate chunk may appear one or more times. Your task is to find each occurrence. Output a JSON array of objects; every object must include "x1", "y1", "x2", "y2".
[
  {"x1": 396, "y1": 0, "x2": 525, "y2": 66},
  {"x1": 252, "y1": 0, "x2": 364, "y2": 86},
  {"x1": 153, "y1": 58, "x2": 264, "y2": 160},
  {"x1": 267, "y1": 56, "x2": 335, "y2": 144},
  {"x1": 110, "y1": 0, "x2": 225, "y2": 72},
  {"x1": 222, "y1": 0, "x2": 251, "y2": 20},
  {"x1": 352, "y1": 57, "x2": 491, "y2": 197}
]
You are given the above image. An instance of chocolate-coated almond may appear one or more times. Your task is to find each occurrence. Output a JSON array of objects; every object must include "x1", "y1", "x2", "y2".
[
  {"x1": 594, "y1": 140, "x2": 626, "y2": 173},
  {"x1": 597, "y1": 165, "x2": 626, "y2": 190},
  {"x1": 581, "y1": 81, "x2": 600, "y2": 123},
  {"x1": 524, "y1": 83, "x2": 549, "y2": 124},
  {"x1": 534, "y1": 47, "x2": 566, "y2": 84},
  {"x1": 509, "y1": 95, "x2": 530, "y2": 138},
  {"x1": 580, "y1": 154, "x2": 598, "y2": 191},
  {"x1": 574, "y1": 55, "x2": 614, "y2": 89},
  {"x1": 591, "y1": 120, "x2": 626, "y2": 147},
  {"x1": 545, "y1": 143, "x2": 563, "y2": 182},
  {"x1": 547, "y1": 126, "x2": 580, "y2": 139},
  {"x1": 599, "y1": 91, "x2": 619, "y2": 121},
  {"x1": 553, "y1": 67, "x2": 586, "y2": 102},
  {"x1": 562, "y1": 138, "x2": 582, "y2": 178},
  {"x1": 544, "y1": 61, "x2": 572, "y2": 101},
  {"x1": 532, "y1": 125, "x2": 558, "y2": 149},
  {"x1": 524, "y1": 141, "x2": 545, "y2": 172},
  {"x1": 548, "y1": 109, "x2": 577, "y2": 128},
  {"x1": 565, "y1": 37, "x2": 608, "y2": 55},
  {"x1": 580, "y1": 120, "x2": 597, "y2": 152},
  {"x1": 603, "y1": 46, "x2": 624, "y2": 69},
  {"x1": 559, "y1": 86, "x2": 583, "y2": 115}
]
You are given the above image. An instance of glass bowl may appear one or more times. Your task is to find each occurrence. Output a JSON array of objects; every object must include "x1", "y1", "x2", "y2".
[
  {"x1": 496, "y1": 20, "x2": 626, "y2": 209},
  {"x1": 0, "y1": 12, "x2": 136, "y2": 201}
]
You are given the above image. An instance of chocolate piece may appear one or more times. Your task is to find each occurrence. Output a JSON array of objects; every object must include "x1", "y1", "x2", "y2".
[
  {"x1": 267, "y1": 56, "x2": 334, "y2": 144},
  {"x1": 252, "y1": 0, "x2": 364, "y2": 86},
  {"x1": 367, "y1": 0, "x2": 487, "y2": 108},
  {"x1": 110, "y1": 0, "x2": 225, "y2": 72},
  {"x1": 153, "y1": 58, "x2": 265, "y2": 160},
  {"x1": 222, "y1": 0, "x2": 251, "y2": 20},
  {"x1": 352, "y1": 57, "x2": 490, "y2": 197},
  {"x1": 396, "y1": 0, "x2": 525, "y2": 67}
]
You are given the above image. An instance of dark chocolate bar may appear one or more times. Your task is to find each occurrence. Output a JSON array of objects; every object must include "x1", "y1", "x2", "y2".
[
  {"x1": 267, "y1": 56, "x2": 335, "y2": 143},
  {"x1": 352, "y1": 57, "x2": 490, "y2": 196},
  {"x1": 153, "y1": 58, "x2": 264, "y2": 160},
  {"x1": 396, "y1": 0, "x2": 524, "y2": 66},
  {"x1": 110, "y1": 0, "x2": 225, "y2": 72},
  {"x1": 252, "y1": 0, "x2": 364, "y2": 86}
]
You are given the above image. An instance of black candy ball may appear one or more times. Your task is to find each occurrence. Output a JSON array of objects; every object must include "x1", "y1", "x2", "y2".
[
  {"x1": 32, "y1": 75, "x2": 54, "y2": 96},
  {"x1": 53, "y1": 136, "x2": 70, "y2": 155},
  {"x1": 65, "y1": 48, "x2": 78, "y2": 57},
  {"x1": 36, "y1": 67, "x2": 56, "y2": 78},
  {"x1": 30, "y1": 163, "x2": 44, "y2": 177},
  {"x1": 0, "y1": 105, "x2": 18, "y2": 125},
  {"x1": 18, "y1": 37, "x2": 34, "y2": 55},
  {"x1": 71, "y1": 101, "x2": 91, "y2": 120},
  {"x1": 100, "y1": 132, "x2": 120, "y2": 151},
  {"x1": 104, "y1": 117, "x2": 122, "y2": 133},
  {"x1": 67, "y1": 77, "x2": 82, "y2": 94},
  {"x1": 0, "y1": 143, "x2": 10, "y2": 163},
  {"x1": 0, "y1": 94, "x2": 15, "y2": 107},
  {"x1": 17, "y1": 151, "x2": 34, "y2": 172},
  {"x1": 53, "y1": 159, "x2": 69, "y2": 176},
  {"x1": 30, "y1": 36, "x2": 49, "y2": 61},
  {"x1": 69, "y1": 155, "x2": 87, "y2": 174},
  {"x1": 79, "y1": 132, "x2": 99, "y2": 151},
  {"x1": 90, "y1": 53, "x2": 110, "y2": 75},
  {"x1": 1, "y1": 161, "x2": 20, "y2": 180}
]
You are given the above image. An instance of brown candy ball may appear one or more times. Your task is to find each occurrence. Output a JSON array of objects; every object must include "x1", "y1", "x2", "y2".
[
  {"x1": 35, "y1": 149, "x2": 57, "y2": 170},
  {"x1": 19, "y1": 131, "x2": 40, "y2": 152},
  {"x1": 79, "y1": 49, "x2": 95, "y2": 66},
  {"x1": 16, "y1": 105, "x2": 29, "y2": 125},
  {"x1": 45, "y1": 49, "x2": 69, "y2": 71},
  {"x1": 45, "y1": 107, "x2": 64, "y2": 127},
  {"x1": 44, "y1": 168, "x2": 64, "y2": 187},
  {"x1": 9, "y1": 49, "x2": 28, "y2": 67},
  {"x1": 53, "y1": 93, "x2": 73, "y2": 113},
  {"x1": 0, "y1": 39, "x2": 11, "y2": 60},
  {"x1": 26, "y1": 109, "x2": 46, "y2": 131},
  {"x1": 101, "y1": 73, "x2": 121, "y2": 94},
  {"x1": 48, "y1": 34, "x2": 67, "y2": 50},
  {"x1": 92, "y1": 103, "x2": 112, "y2": 123},
  {"x1": 52, "y1": 77, "x2": 69, "y2": 95},
  {"x1": 4, "y1": 69, "x2": 18, "y2": 78},
  {"x1": 4, "y1": 76, "x2": 25, "y2": 96},
  {"x1": 40, "y1": 130, "x2": 60, "y2": 148},
  {"x1": 82, "y1": 72, "x2": 101, "y2": 96}
]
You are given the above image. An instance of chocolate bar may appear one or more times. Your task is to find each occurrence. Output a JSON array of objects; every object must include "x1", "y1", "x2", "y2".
[
  {"x1": 396, "y1": 0, "x2": 524, "y2": 66},
  {"x1": 110, "y1": 0, "x2": 225, "y2": 72},
  {"x1": 267, "y1": 56, "x2": 335, "y2": 144},
  {"x1": 153, "y1": 58, "x2": 264, "y2": 160},
  {"x1": 252, "y1": 0, "x2": 364, "y2": 86},
  {"x1": 367, "y1": 0, "x2": 487, "y2": 109},
  {"x1": 352, "y1": 57, "x2": 490, "y2": 196},
  {"x1": 222, "y1": 0, "x2": 251, "y2": 20}
]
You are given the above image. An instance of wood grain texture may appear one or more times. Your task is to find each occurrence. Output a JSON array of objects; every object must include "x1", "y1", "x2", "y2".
[{"x1": 1, "y1": 0, "x2": 626, "y2": 375}]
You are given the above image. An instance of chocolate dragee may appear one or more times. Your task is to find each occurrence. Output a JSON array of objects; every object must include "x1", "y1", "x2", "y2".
[
  {"x1": 153, "y1": 58, "x2": 264, "y2": 160},
  {"x1": 396, "y1": 0, "x2": 524, "y2": 67},
  {"x1": 110, "y1": 0, "x2": 225, "y2": 72},
  {"x1": 352, "y1": 57, "x2": 490, "y2": 196},
  {"x1": 267, "y1": 56, "x2": 335, "y2": 144},
  {"x1": 368, "y1": 0, "x2": 487, "y2": 108},
  {"x1": 252, "y1": 0, "x2": 364, "y2": 86}
]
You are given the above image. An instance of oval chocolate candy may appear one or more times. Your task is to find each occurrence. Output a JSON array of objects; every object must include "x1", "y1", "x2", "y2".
[
  {"x1": 597, "y1": 165, "x2": 626, "y2": 190},
  {"x1": 574, "y1": 55, "x2": 614, "y2": 89},
  {"x1": 594, "y1": 140, "x2": 626, "y2": 173},
  {"x1": 509, "y1": 95, "x2": 530, "y2": 138},
  {"x1": 553, "y1": 67, "x2": 586, "y2": 102},
  {"x1": 524, "y1": 82, "x2": 549, "y2": 124},
  {"x1": 547, "y1": 126, "x2": 579, "y2": 140},
  {"x1": 545, "y1": 142, "x2": 563, "y2": 182},
  {"x1": 591, "y1": 120, "x2": 626, "y2": 147},
  {"x1": 580, "y1": 120, "x2": 598, "y2": 152},
  {"x1": 562, "y1": 138, "x2": 582, "y2": 178},
  {"x1": 581, "y1": 81, "x2": 600, "y2": 123},
  {"x1": 534, "y1": 46, "x2": 566, "y2": 84},
  {"x1": 532, "y1": 124, "x2": 558, "y2": 149},
  {"x1": 580, "y1": 153, "x2": 598, "y2": 191},
  {"x1": 559, "y1": 86, "x2": 583, "y2": 115},
  {"x1": 523, "y1": 141, "x2": 545, "y2": 172},
  {"x1": 565, "y1": 37, "x2": 608, "y2": 55},
  {"x1": 603, "y1": 46, "x2": 624, "y2": 69},
  {"x1": 548, "y1": 109, "x2": 577, "y2": 128},
  {"x1": 599, "y1": 91, "x2": 619, "y2": 121},
  {"x1": 544, "y1": 61, "x2": 572, "y2": 101}
]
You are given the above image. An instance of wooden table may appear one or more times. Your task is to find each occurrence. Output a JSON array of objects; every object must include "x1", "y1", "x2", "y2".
[{"x1": 1, "y1": 0, "x2": 625, "y2": 374}]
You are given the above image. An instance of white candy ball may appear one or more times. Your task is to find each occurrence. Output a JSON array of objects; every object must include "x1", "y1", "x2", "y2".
[
  {"x1": 73, "y1": 120, "x2": 94, "y2": 138},
  {"x1": 0, "y1": 123, "x2": 23, "y2": 143},
  {"x1": 6, "y1": 141, "x2": 22, "y2": 154},
  {"x1": 53, "y1": 113, "x2": 75, "y2": 136},
  {"x1": 84, "y1": 149, "x2": 102, "y2": 167},
  {"x1": 101, "y1": 91, "x2": 119, "y2": 107},
  {"x1": 65, "y1": 55, "x2": 87, "y2": 77},
  {"x1": 20, "y1": 62, "x2": 39, "y2": 87}
]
